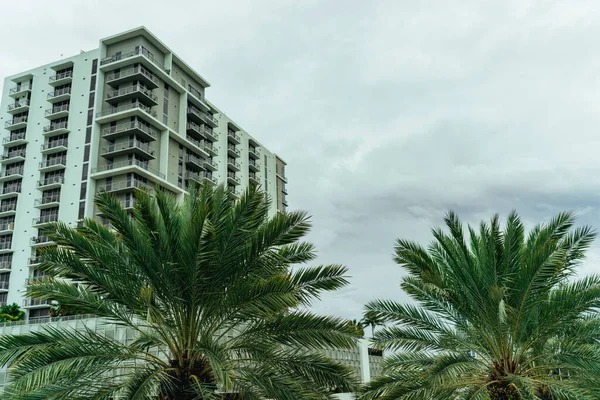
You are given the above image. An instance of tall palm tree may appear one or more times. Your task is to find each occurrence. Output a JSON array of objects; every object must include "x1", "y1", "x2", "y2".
[
  {"x1": 361, "y1": 211, "x2": 600, "y2": 399},
  {"x1": 0, "y1": 184, "x2": 359, "y2": 399},
  {"x1": 360, "y1": 312, "x2": 383, "y2": 337}
]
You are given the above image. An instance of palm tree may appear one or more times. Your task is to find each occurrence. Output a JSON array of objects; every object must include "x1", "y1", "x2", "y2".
[
  {"x1": 0, "y1": 184, "x2": 359, "y2": 399},
  {"x1": 347, "y1": 319, "x2": 365, "y2": 337},
  {"x1": 361, "y1": 211, "x2": 600, "y2": 399},
  {"x1": 360, "y1": 312, "x2": 383, "y2": 337}
]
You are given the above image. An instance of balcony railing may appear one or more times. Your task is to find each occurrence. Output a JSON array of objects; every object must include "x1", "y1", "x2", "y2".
[
  {"x1": 28, "y1": 256, "x2": 45, "y2": 265},
  {"x1": 92, "y1": 159, "x2": 164, "y2": 179},
  {"x1": 96, "y1": 101, "x2": 157, "y2": 118},
  {"x1": 105, "y1": 84, "x2": 158, "y2": 103},
  {"x1": 100, "y1": 47, "x2": 168, "y2": 72},
  {"x1": 96, "y1": 179, "x2": 153, "y2": 193},
  {"x1": 47, "y1": 86, "x2": 71, "y2": 99},
  {"x1": 0, "y1": 242, "x2": 12, "y2": 250},
  {"x1": 0, "y1": 281, "x2": 9, "y2": 290},
  {"x1": 0, "y1": 261, "x2": 11, "y2": 270},
  {"x1": 3, "y1": 168, "x2": 24, "y2": 177},
  {"x1": 45, "y1": 104, "x2": 70, "y2": 116},
  {"x1": 101, "y1": 121, "x2": 158, "y2": 140},
  {"x1": 49, "y1": 70, "x2": 73, "y2": 82},
  {"x1": 1, "y1": 186, "x2": 21, "y2": 195},
  {"x1": 187, "y1": 122, "x2": 218, "y2": 141},
  {"x1": 34, "y1": 195, "x2": 60, "y2": 206},
  {"x1": 5, "y1": 116, "x2": 28, "y2": 128},
  {"x1": 0, "y1": 203, "x2": 17, "y2": 213},
  {"x1": 43, "y1": 121, "x2": 69, "y2": 133},
  {"x1": 101, "y1": 141, "x2": 154, "y2": 157},
  {"x1": 228, "y1": 172, "x2": 240, "y2": 184},
  {"x1": 38, "y1": 176, "x2": 64, "y2": 187},
  {"x1": 1, "y1": 150, "x2": 26, "y2": 160},
  {"x1": 105, "y1": 65, "x2": 159, "y2": 86},
  {"x1": 41, "y1": 139, "x2": 68, "y2": 151},
  {"x1": 0, "y1": 223, "x2": 14, "y2": 232},
  {"x1": 8, "y1": 84, "x2": 32, "y2": 95},
  {"x1": 204, "y1": 159, "x2": 218, "y2": 170},
  {"x1": 39, "y1": 157, "x2": 67, "y2": 169},
  {"x1": 187, "y1": 107, "x2": 218, "y2": 126},
  {"x1": 33, "y1": 214, "x2": 59, "y2": 225},
  {"x1": 227, "y1": 131, "x2": 241, "y2": 143},
  {"x1": 23, "y1": 299, "x2": 51, "y2": 307},
  {"x1": 30, "y1": 235, "x2": 51, "y2": 245},
  {"x1": 227, "y1": 144, "x2": 240, "y2": 157},
  {"x1": 227, "y1": 160, "x2": 241, "y2": 170},
  {"x1": 3, "y1": 132, "x2": 26, "y2": 144},
  {"x1": 7, "y1": 100, "x2": 30, "y2": 111},
  {"x1": 186, "y1": 154, "x2": 203, "y2": 166}
]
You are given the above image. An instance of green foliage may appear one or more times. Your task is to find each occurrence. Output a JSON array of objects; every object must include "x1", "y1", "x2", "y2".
[
  {"x1": 0, "y1": 303, "x2": 24, "y2": 323},
  {"x1": 0, "y1": 184, "x2": 359, "y2": 399},
  {"x1": 347, "y1": 319, "x2": 365, "y2": 336},
  {"x1": 361, "y1": 211, "x2": 600, "y2": 400}
]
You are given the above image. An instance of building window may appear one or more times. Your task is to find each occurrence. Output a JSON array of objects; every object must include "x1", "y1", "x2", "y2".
[
  {"x1": 88, "y1": 92, "x2": 95, "y2": 109},
  {"x1": 85, "y1": 127, "x2": 92, "y2": 144},
  {"x1": 78, "y1": 201, "x2": 85, "y2": 220},
  {"x1": 89, "y1": 75, "x2": 96, "y2": 91},
  {"x1": 83, "y1": 145, "x2": 90, "y2": 162},
  {"x1": 91, "y1": 59, "x2": 98, "y2": 75},
  {"x1": 81, "y1": 163, "x2": 88, "y2": 180},
  {"x1": 80, "y1": 182, "x2": 87, "y2": 200},
  {"x1": 87, "y1": 109, "x2": 93, "y2": 126}
]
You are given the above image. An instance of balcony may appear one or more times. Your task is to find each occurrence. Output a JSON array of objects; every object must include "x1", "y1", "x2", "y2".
[
  {"x1": 96, "y1": 101, "x2": 160, "y2": 128},
  {"x1": 28, "y1": 256, "x2": 45, "y2": 266},
  {"x1": 186, "y1": 171, "x2": 216, "y2": 186},
  {"x1": 92, "y1": 159, "x2": 164, "y2": 179},
  {"x1": 22, "y1": 299, "x2": 52, "y2": 309},
  {"x1": 185, "y1": 85, "x2": 210, "y2": 111},
  {"x1": 0, "y1": 203, "x2": 17, "y2": 217},
  {"x1": 120, "y1": 198, "x2": 136, "y2": 210},
  {"x1": 186, "y1": 122, "x2": 218, "y2": 142},
  {"x1": 101, "y1": 141, "x2": 155, "y2": 160},
  {"x1": 47, "y1": 87, "x2": 71, "y2": 103},
  {"x1": 0, "y1": 150, "x2": 26, "y2": 164},
  {"x1": 8, "y1": 84, "x2": 32, "y2": 98},
  {"x1": 7, "y1": 100, "x2": 30, "y2": 115},
  {"x1": 248, "y1": 159, "x2": 260, "y2": 172},
  {"x1": 185, "y1": 154, "x2": 204, "y2": 171},
  {"x1": 3, "y1": 132, "x2": 27, "y2": 146},
  {"x1": 43, "y1": 121, "x2": 69, "y2": 137},
  {"x1": 33, "y1": 214, "x2": 59, "y2": 227},
  {"x1": 0, "y1": 261, "x2": 11, "y2": 272},
  {"x1": 105, "y1": 84, "x2": 158, "y2": 107},
  {"x1": 227, "y1": 172, "x2": 240, "y2": 186},
  {"x1": 249, "y1": 146, "x2": 261, "y2": 160},
  {"x1": 184, "y1": 135, "x2": 210, "y2": 158},
  {"x1": 105, "y1": 65, "x2": 160, "y2": 89},
  {"x1": 0, "y1": 168, "x2": 24, "y2": 182},
  {"x1": 41, "y1": 139, "x2": 68, "y2": 154},
  {"x1": 227, "y1": 144, "x2": 240, "y2": 158},
  {"x1": 187, "y1": 107, "x2": 218, "y2": 128},
  {"x1": 39, "y1": 157, "x2": 67, "y2": 172},
  {"x1": 227, "y1": 160, "x2": 241, "y2": 172},
  {"x1": 0, "y1": 185, "x2": 21, "y2": 199},
  {"x1": 204, "y1": 142, "x2": 218, "y2": 157},
  {"x1": 0, "y1": 242, "x2": 13, "y2": 254},
  {"x1": 204, "y1": 158, "x2": 218, "y2": 171},
  {"x1": 0, "y1": 222, "x2": 14, "y2": 235},
  {"x1": 30, "y1": 235, "x2": 53, "y2": 247},
  {"x1": 0, "y1": 281, "x2": 9, "y2": 291},
  {"x1": 100, "y1": 47, "x2": 169, "y2": 73},
  {"x1": 5, "y1": 116, "x2": 28, "y2": 131},
  {"x1": 227, "y1": 130, "x2": 241, "y2": 145},
  {"x1": 101, "y1": 120, "x2": 158, "y2": 142},
  {"x1": 34, "y1": 195, "x2": 60, "y2": 209},
  {"x1": 249, "y1": 173, "x2": 260, "y2": 186},
  {"x1": 48, "y1": 70, "x2": 73, "y2": 86},
  {"x1": 96, "y1": 179, "x2": 153, "y2": 194},
  {"x1": 44, "y1": 104, "x2": 70, "y2": 119},
  {"x1": 37, "y1": 176, "x2": 64, "y2": 190}
]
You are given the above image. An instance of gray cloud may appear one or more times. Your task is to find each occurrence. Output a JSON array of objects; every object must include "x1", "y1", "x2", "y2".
[{"x1": 3, "y1": 0, "x2": 600, "y2": 323}]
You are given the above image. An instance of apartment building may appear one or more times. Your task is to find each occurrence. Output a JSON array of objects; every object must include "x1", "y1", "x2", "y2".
[{"x1": 0, "y1": 27, "x2": 288, "y2": 321}]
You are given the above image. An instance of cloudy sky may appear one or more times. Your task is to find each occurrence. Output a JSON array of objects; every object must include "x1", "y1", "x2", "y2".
[{"x1": 3, "y1": 0, "x2": 600, "y2": 324}]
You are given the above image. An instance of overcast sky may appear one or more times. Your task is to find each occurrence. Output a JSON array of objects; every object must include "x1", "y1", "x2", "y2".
[{"x1": 3, "y1": 0, "x2": 600, "y2": 324}]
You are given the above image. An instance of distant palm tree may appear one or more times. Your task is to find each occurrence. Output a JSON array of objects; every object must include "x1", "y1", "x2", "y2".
[
  {"x1": 347, "y1": 319, "x2": 365, "y2": 336},
  {"x1": 0, "y1": 184, "x2": 359, "y2": 399},
  {"x1": 361, "y1": 211, "x2": 600, "y2": 399},
  {"x1": 360, "y1": 312, "x2": 383, "y2": 337}
]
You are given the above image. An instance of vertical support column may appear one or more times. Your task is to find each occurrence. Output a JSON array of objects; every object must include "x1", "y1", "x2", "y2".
[{"x1": 358, "y1": 338, "x2": 371, "y2": 384}]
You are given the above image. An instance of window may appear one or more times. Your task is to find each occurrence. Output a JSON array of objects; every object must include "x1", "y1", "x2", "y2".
[
  {"x1": 78, "y1": 201, "x2": 85, "y2": 219},
  {"x1": 91, "y1": 59, "x2": 98, "y2": 75},
  {"x1": 87, "y1": 109, "x2": 93, "y2": 126},
  {"x1": 80, "y1": 182, "x2": 87, "y2": 200},
  {"x1": 81, "y1": 164, "x2": 88, "y2": 180},
  {"x1": 89, "y1": 75, "x2": 96, "y2": 91},
  {"x1": 83, "y1": 145, "x2": 90, "y2": 162},
  {"x1": 85, "y1": 127, "x2": 92, "y2": 144},
  {"x1": 88, "y1": 92, "x2": 95, "y2": 109}
]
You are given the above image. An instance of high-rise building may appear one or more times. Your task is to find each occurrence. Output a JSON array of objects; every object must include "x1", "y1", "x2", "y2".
[{"x1": 0, "y1": 27, "x2": 288, "y2": 320}]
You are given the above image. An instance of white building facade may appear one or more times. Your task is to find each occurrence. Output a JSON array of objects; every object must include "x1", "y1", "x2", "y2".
[{"x1": 0, "y1": 27, "x2": 289, "y2": 320}]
